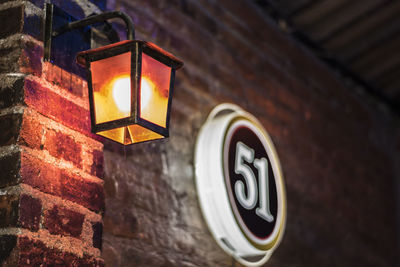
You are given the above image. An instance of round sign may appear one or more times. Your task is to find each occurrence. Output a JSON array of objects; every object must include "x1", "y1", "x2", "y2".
[{"x1": 195, "y1": 104, "x2": 286, "y2": 266}]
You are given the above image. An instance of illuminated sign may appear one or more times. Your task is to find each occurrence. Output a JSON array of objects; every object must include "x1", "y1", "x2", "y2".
[{"x1": 195, "y1": 103, "x2": 286, "y2": 266}]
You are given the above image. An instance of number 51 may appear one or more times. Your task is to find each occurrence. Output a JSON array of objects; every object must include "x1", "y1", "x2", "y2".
[{"x1": 234, "y1": 142, "x2": 274, "y2": 223}]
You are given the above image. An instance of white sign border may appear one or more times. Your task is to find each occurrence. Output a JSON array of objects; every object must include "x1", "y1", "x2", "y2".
[{"x1": 195, "y1": 103, "x2": 286, "y2": 267}]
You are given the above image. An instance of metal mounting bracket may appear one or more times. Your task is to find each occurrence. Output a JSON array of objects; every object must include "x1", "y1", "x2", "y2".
[{"x1": 43, "y1": 3, "x2": 135, "y2": 78}]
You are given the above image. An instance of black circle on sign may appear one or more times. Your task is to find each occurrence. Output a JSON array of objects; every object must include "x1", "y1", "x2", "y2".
[{"x1": 225, "y1": 124, "x2": 278, "y2": 241}]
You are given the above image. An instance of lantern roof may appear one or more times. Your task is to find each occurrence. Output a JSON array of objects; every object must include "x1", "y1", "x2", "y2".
[{"x1": 76, "y1": 40, "x2": 183, "y2": 70}]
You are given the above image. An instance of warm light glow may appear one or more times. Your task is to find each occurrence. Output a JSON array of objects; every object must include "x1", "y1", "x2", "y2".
[
  {"x1": 111, "y1": 75, "x2": 154, "y2": 113},
  {"x1": 78, "y1": 40, "x2": 183, "y2": 145},
  {"x1": 139, "y1": 53, "x2": 171, "y2": 127},
  {"x1": 139, "y1": 74, "x2": 169, "y2": 127},
  {"x1": 112, "y1": 76, "x2": 131, "y2": 113},
  {"x1": 91, "y1": 52, "x2": 132, "y2": 124},
  {"x1": 140, "y1": 77, "x2": 153, "y2": 110}
]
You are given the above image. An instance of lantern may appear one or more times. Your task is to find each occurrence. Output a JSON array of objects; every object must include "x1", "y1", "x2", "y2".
[
  {"x1": 43, "y1": 3, "x2": 183, "y2": 145},
  {"x1": 76, "y1": 40, "x2": 183, "y2": 145}
]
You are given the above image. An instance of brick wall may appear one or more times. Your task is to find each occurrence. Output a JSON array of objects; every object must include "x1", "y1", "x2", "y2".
[
  {"x1": 101, "y1": 0, "x2": 399, "y2": 267},
  {"x1": 0, "y1": 0, "x2": 398, "y2": 267},
  {"x1": 0, "y1": 0, "x2": 105, "y2": 266}
]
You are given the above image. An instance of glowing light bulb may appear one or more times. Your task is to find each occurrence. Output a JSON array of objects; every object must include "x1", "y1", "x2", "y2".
[
  {"x1": 112, "y1": 77, "x2": 131, "y2": 113},
  {"x1": 140, "y1": 77, "x2": 153, "y2": 110}
]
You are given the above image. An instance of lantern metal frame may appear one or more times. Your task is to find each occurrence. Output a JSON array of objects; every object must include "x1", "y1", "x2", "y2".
[
  {"x1": 76, "y1": 40, "x2": 183, "y2": 139},
  {"x1": 43, "y1": 3, "x2": 183, "y2": 144},
  {"x1": 43, "y1": 3, "x2": 135, "y2": 61}
]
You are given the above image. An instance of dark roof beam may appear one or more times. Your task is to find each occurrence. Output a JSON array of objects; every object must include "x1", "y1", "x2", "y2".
[
  {"x1": 343, "y1": 17, "x2": 400, "y2": 63},
  {"x1": 319, "y1": 0, "x2": 391, "y2": 44},
  {"x1": 350, "y1": 34, "x2": 400, "y2": 72},
  {"x1": 323, "y1": 1, "x2": 400, "y2": 52},
  {"x1": 288, "y1": 0, "x2": 321, "y2": 17},
  {"x1": 292, "y1": 0, "x2": 348, "y2": 28}
]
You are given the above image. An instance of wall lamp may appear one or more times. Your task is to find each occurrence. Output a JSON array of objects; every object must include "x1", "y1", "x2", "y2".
[{"x1": 44, "y1": 4, "x2": 183, "y2": 145}]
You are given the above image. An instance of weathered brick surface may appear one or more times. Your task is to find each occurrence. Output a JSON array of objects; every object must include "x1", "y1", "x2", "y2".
[
  {"x1": 0, "y1": 36, "x2": 43, "y2": 76},
  {"x1": 18, "y1": 194, "x2": 41, "y2": 231},
  {"x1": 0, "y1": 113, "x2": 22, "y2": 145},
  {"x1": 43, "y1": 63, "x2": 88, "y2": 98},
  {"x1": 0, "y1": 193, "x2": 41, "y2": 231},
  {"x1": 0, "y1": 235, "x2": 17, "y2": 265},
  {"x1": 44, "y1": 130, "x2": 83, "y2": 168},
  {"x1": 0, "y1": 149, "x2": 21, "y2": 188},
  {"x1": 92, "y1": 222, "x2": 103, "y2": 250},
  {"x1": 102, "y1": 0, "x2": 400, "y2": 267},
  {"x1": 0, "y1": 0, "x2": 397, "y2": 266},
  {"x1": 20, "y1": 152, "x2": 61, "y2": 194},
  {"x1": 0, "y1": 0, "x2": 45, "y2": 8},
  {"x1": 60, "y1": 171, "x2": 104, "y2": 213},
  {"x1": 20, "y1": 151, "x2": 104, "y2": 212},
  {"x1": 0, "y1": 194, "x2": 19, "y2": 228},
  {"x1": 18, "y1": 237, "x2": 104, "y2": 266},
  {"x1": 0, "y1": 6, "x2": 23, "y2": 39},
  {"x1": 0, "y1": 45, "x2": 21, "y2": 74},
  {"x1": 18, "y1": 111, "x2": 42, "y2": 149},
  {"x1": 0, "y1": 0, "x2": 105, "y2": 266},
  {"x1": 0, "y1": 75, "x2": 25, "y2": 109},
  {"x1": 24, "y1": 78, "x2": 91, "y2": 135},
  {"x1": 0, "y1": 2, "x2": 42, "y2": 40},
  {"x1": 91, "y1": 149, "x2": 104, "y2": 177},
  {"x1": 44, "y1": 206, "x2": 84, "y2": 237},
  {"x1": 19, "y1": 39, "x2": 43, "y2": 76}
]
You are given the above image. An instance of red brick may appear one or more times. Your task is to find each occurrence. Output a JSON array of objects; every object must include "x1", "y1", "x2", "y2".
[
  {"x1": 18, "y1": 237, "x2": 103, "y2": 266},
  {"x1": 19, "y1": 112, "x2": 43, "y2": 149},
  {"x1": 44, "y1": 130, "x2": 82, "y2": 168},
  {"x1": 0, "y1": 150, "x2": 21, "y2": 188},
  {"x1": 44, "y1": 206, "x2": 84, "y2": 238},
  {"x1": 0, "y1": 6, "x2": 23, "y2": 39},
  {"x1": 0, "y1": 235, "x2": 17, "y2": 265},
  {"x1": 0, "y1": 37, "x2": 42, "y2": 76},
  {"x1": 212, "y1": 65, "x2": 246, "y2": 101},
  {"x1": 43, "y1": 62, "x2": 62, "y2": 87},
  {"x1": 90, "y1": 150, "x2": 104, "y2": 177},
  {"x1": 0, "y1": 113, "x2": 22, "y2": 146},
  {"x1": 20, "y1": 152, "x2": 62, "y2": 195},
  {"x1": 92, "y1": 222, "x2": 103, "y2": 250},
  {"x1": 0, "y1": 2, "x2": 104, "y2": 264},
  {"x1": 24, "y1": 78, "x2": 91, "y2": 136},
  {"x1": 18, "y1": 237, "x2": 50, "y2": 266},
  {"x1": 0, "y1": 2, "x2": 43, "y2": 39},
  {"x1": 0, "y1": 76, "x2": 25, "y2": 109},
  {"x1": 0, "y1": 46, "x2": 21, "y2": 74},
  {"x1": 0, "y1": 1, "x2": 43, "y2": 14},
  {"x1": 60, "y1": 171, "x2": 104, "y2": 213},
  {"x1": 20, "y1": 152, "x2": 104, "y2": 212},
  {"x1": 19, "y1": 39, "x2": 43, "y2": 77},
  {"x1": 18, "y1": 194, "x2": 41, "y2": 231},
  {"x1": 178, "y1": 67, "x2": 210, "y2": 94},
  {"x1": 68, "y1": 71, "x2": 86, "y2": 97},
  {"x1": 122, "y1": 5, "x2": 158, "y2": 37},
  {"x1": 0, "y1": 193, "x2": 41, "y2": 231},
  {"x1": 0, "y1": 194, "x2": 19, "y2": 228},
  {"x1": 167, "y1": 33, "x2": 210, "y2": 72},
  {"x1": 43, "y1": 63, "x2": 87, "y2": 98}
]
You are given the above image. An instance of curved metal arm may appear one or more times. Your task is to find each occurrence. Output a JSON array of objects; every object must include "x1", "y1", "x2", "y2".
[{"x1": 53, "y1": 11, "x2": 135, "y2": 40}]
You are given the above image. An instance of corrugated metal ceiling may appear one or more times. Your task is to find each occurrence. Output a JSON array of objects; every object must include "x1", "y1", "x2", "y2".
[{"x1": 255, "y1": 0, "x2": 400, "y2": 113}]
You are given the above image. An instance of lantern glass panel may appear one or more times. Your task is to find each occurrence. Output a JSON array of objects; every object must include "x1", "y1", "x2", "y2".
[
  {"x1": 127, "y1": 125, "x2": 163, "y2": 144},
  {"x1": 91, "y1": 52, "x2": 132, "y2": 124},
  {"x1": 139, "y1": 53, "x2": 171, "y2": 127},
  {"x1": 98, "y1": 127, "x2": 125, "y2": 144},
  {"x1": 98, "y1": 125, "x2": 163, "y2": 145}
]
